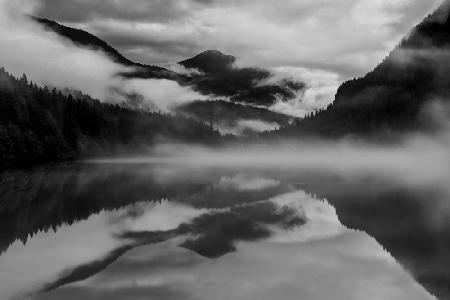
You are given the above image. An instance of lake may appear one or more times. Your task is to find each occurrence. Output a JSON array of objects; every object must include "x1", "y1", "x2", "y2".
[{"x1": 0, "y1": 153, "x2": 449, "y2": 300}]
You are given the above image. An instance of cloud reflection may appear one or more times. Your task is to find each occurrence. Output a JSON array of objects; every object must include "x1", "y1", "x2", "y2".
[
  {"x1": 218, "y1": 174, "x2": 280, "y2": 191},
  {"x1": 36, "y1": 191, "x2": 435, "y2": 300},
  {"x1": 0, "y1": 201, "x2": 207, "y2": 300}
]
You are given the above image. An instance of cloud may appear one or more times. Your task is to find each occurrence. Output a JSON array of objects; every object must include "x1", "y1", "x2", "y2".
[
  {"x1": 127, "y1": 131, "x2": 450, "y2": 189},
  {"x1": 0, "y1": 0, "x2": 126, "y2": 100},
  {"x1": 0, "y1": 200, "x2": 209, "y2": 300},
  {"x1": 0, "y1": 211, "x2": 125, "y2": 300},
  {"x1": 0, "y1": 0, "x2": 207, "y2": 113},
  {"x1": 236, "y1": 120, "x2": 280, "y2": 132},
  {"x1": 163, "y1": 62, "x2": 203, "y2": 76},
  {"x1": 2, "y1": 0, "x2": 446, "y2": 116},
  {"x1": 267, "y1": 67, "x2": 340, "y2": 117},
  {"x1": 110, "y1": 78, "x2": 208, "y2": 112},
  {"x1": 214, "y1": 119, "x2": 281, "y2": 136},
  {"x1": 36, "y1": 0, "x2": 442, "y2": 78},
  {"x1": 33, "y1": 0, "x2": 443, "y2": 115}
]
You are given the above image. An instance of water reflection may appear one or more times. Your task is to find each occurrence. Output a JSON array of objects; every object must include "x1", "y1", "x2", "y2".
[
  {"x1": 35, "y1": 192, "x2": 434, "y2": 300},
  {"x1": 0, "y1": 162, "x2": 445, "y2": 299},
  {"x1": 299, "y1": 175, "x2": 450, "y2": 300}
]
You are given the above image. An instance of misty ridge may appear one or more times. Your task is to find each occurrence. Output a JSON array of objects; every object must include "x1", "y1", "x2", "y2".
[{"x1": 0, "y1": 0, "x2": 450, "y2": 172}]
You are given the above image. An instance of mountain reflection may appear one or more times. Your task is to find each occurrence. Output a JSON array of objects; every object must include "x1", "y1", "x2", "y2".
[
  {"x1": 0, "y1": 164, "x2": 289, "y2": 254},
  {"x1": 299, "y1": 174, "x2": 450, "y2": 300},
  {"x1": 0, "y1": 162, "x2": 446, "y2": 299}
]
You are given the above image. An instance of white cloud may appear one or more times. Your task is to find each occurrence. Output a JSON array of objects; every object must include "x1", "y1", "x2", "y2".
[
  {"x1": 163, "y1": 62, "x2": 203, "y2": 76},
  {"x1": 112, "y1": 78, "x2": 208, "y2": 112},
  {"x1": 267, "y1": 67, "x2": 340, "y2": 117},
  {"x1": 0, "y1": 0, "x2": 126, "y2": 100},
  {"x1": 237, "y1": 119, "x2": 280, "y2": 132},
  {"x1": 215, "y1": 119, "x2": 281, "y2": 136}
]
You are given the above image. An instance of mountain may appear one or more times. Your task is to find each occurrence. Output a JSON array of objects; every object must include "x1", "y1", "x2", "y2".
[
  {"x1": 32, "y1": 17, "x2": 305, "y2": 108},
  {"x1": 179, "y1": 50, "x2": 236, "y2": 74},
  {"x1": 0, "y1": 68, "x2": 221, "y2": 170},
  {"x1": 31, "y1": 4, "x2": 450, "y2": 139},
  {"x1": 277, "y1": 1, "x2": 450, "y2": 138},
  {"x1": 179, "y1": 50, "x2": 305, "y2": 106}
]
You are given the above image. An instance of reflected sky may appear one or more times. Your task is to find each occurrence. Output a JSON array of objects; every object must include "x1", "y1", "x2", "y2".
[
  {"x1": 35, "y1": 191, "x2": 433, "y2": 300},
  {"x1": 0, "y1": 160, "x2": 445, "y2": 300}
]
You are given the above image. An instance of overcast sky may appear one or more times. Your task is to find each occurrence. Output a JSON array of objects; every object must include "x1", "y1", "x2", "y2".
[
  {"x1": 7, "y1": 0, "x2": 438, "y2": 116},
  {"x1": 35, "y1": 0, "x2": 443, "y2": 78}
]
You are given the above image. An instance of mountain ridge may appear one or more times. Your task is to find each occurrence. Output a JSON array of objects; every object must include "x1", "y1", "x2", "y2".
[
  {"x1": 33, "y1": 17, "x2": 185, "y2": 82},
  {"x1": 32, "y1": 17, "x2": 306, "y2": 108}
]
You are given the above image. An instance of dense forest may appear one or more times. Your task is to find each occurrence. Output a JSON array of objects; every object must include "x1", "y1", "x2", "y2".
[{"x1": 0, "y1": 68, "x2": 221, "y2": 169}]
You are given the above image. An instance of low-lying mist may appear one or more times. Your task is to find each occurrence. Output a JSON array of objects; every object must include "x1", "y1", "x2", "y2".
[
  {"x1": 90, "y1": 129, "x2": 450, "y2": 188},
  {"x1": 86, "y1": 128, "x2": 450, "y2": 235}
]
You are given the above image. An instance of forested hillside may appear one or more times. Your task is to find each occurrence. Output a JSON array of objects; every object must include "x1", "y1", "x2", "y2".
[
  {"x1": 275, "y1": 1, "x2": 450, "y2": 138},
  {"x1": 0, "y1": 68, "x2": 221, "y2": 169}
]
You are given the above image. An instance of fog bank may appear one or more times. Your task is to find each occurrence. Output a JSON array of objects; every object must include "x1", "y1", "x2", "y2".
[{"x1": 88, "y1": 131, "x2": 450, "y2": 189}]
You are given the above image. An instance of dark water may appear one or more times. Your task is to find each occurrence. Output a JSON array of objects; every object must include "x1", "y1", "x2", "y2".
[{"x1": 0, "y1": 160, "x2": 448, "y2": 300}]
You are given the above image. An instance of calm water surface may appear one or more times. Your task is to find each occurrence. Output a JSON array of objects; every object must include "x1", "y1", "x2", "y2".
[{"x1": 0, "y1": 159, "x2": 448, "y2": 300}]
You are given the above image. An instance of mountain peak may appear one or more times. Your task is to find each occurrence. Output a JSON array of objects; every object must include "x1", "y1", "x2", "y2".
[
  {"x1": 197, "y1": 50, "x2": 230, "y2": 56},
  {"x1": 179, "y1": 50, "x2": 236, "y2": 73}
]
